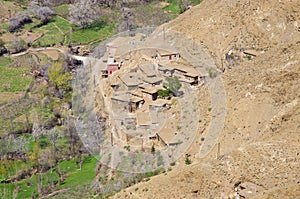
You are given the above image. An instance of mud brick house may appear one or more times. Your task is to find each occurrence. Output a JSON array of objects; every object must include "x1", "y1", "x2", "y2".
[
  {"x1": 119, "y1": 73, "x2": 143, "y2": 90},
  {"x1": 173, "y1": 65, "x2": 199, "y2": 85},
  {"x1": 111, "y1": 91, "x2": 144, "y2": 113},
  {"x1": 139, "y1": 85, "x2": 158, "y2": 101}
]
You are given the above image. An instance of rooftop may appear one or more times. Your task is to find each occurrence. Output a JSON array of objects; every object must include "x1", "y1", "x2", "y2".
[
  {"x1": 107, "y1": 57, "x2": 116, "y2": 65},
  {"x1": 136, "y1": 112, "x2": 151, "y2": 126},
  {"x1": 143, "y1": 76, "x2": 163, "y2": 84},
  {"x1": 157, "y1": 128, "x2": 177, "y2": 145},
  {"x1": 111, "y1": 91, "x2": 144, "y2": 103},
  {"x1": 120, "y1": 73, "x2": 142, "y2": 87},
  {"x1": 150, "y1": 99, "x2": 171, "y2": 107},
  {"x1": 139, "y1": 85, "x2": 158, "y2": 94},
  {"x1": 139, "y1": 63, "x2": 156, "y2": 77},
  {"x1": 111, "y1": 91, "x2": 131, "y2": 102},
  {"x1": 158, "y1": 61, "x2": 174, "y2": 71},
  {"x1": 173, "y1": 64, "x2": 199, "y2": 77}
]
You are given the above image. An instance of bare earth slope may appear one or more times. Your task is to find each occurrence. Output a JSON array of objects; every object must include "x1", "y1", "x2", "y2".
[{"x1": 113, "y1": 0, "x2": 300, "y2": 198}]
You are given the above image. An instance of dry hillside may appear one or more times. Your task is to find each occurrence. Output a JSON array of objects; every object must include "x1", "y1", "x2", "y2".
[{"x1": 112, "y1": 0, "x2": 300, "y2": 198}]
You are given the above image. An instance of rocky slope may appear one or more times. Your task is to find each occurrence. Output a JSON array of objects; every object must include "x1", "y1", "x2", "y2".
[{"x1": 112, "y1": 0, "x2": 300, "y2": 198}]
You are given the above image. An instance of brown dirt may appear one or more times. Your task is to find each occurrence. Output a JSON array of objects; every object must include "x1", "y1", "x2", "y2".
[
  {"x1": 0, "y1": 1, "x2": 23, "y2": 23},
  {"x1": 112, "y1": 0, "x2": 300, "y2": 198},
  {"x1": 40, "y1": 49, "x2": 60, "y2": 61}
]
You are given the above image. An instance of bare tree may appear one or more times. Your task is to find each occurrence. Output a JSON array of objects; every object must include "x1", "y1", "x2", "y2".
[
  {"x1": 30, "y1": 1, "x2": 55, "y2": 24},
  {"x1": 8, "y1": 11, "x2": 32, "y2": 32},
  {"x1": 10, "y1": 36, "x2": 26, "y2": 53},
  {"x1": 69, "y1": 0, "x2": 100, "y2": 29},
  {"x1": 118, "y1": 7, "x2": 135, "y2": 32}
]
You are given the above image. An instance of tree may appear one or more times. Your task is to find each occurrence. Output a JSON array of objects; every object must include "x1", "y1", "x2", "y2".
[
  {"x1": 32, "y1": 6, "x2": 55, "y2": 24},
  {"x1": 30, "y1": 0, "x2": 55, "y2": 24},
  {"x1": 69, "y1": 0, "x2": 100, "y2": 29},
  {"x1": 10, "y1": 36, "x2": 26, "y2": 53},
  {"x1": 163, "y1": 76, "x2": 182, "y2": 96},
  {"x1": 8, "y1": 11, "x2": 32, "y2": 32},
  {"x1": 0, "y1": 39, "x2": 4, "y2": 48},
  {"x1": 118, "y1": 7, "x2": 135, "y2": 32},
  {"x1": 48, "y1": 62, "x2": 73, "y2": 98},
  {"x1": 157, "y1": 89, "x2": 172, "y2": 98}
]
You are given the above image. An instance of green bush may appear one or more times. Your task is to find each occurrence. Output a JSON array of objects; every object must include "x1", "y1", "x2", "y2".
[{"x1": 185, "y1": 156, "x2": 191, "y2": 165}]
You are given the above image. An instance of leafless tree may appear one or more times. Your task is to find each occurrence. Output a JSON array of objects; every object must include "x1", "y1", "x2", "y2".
[
  {"x1": 69, "y1": 0, "x2": 101, "y2": 29},
  {"x1": 8, "y1": 11, "x2": 32, "y2": 32},
  {"x1": 10, "y1": 36, "x2": 26, "y2": 53},
  {"x1": 118, "y1": 7, "x2": 135, "y2": 32},
  {"x1": 30, "y1": 1, "x2": 55, "y2": 24}
]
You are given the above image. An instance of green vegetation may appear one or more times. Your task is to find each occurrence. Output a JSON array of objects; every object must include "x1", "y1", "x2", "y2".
[
  {"x1": 53, "y1": 4, "x2": 70, "y2": 18},
  {"x1": 59, "y1": 156, "x2": 96, "y2": 187},
  {"x1": 163, "y1": 0, "x2": 181, "y2": 14},
  {"x1": 163, "y1": 76, "x2": 182, "y2": 96},
  {"x1": 124, "y1": 145, "x2": 130, "y2": 151},
  {"x1": 71, "y1": 22, "x2": 115, "y2": 44},
  {"x1": 22, "y1": 19, "x2": 42, "y2": 31},
  {"x1": 0, "y1": 57, "x2": 32, "y2": 92},
  {"x1": 48, "y1": 62, "x2": 73, "y2": 101},
  {"x1": 32, "y1": 17, "x2": 68, "y2": 47},
  {"x1": 158, "y1": 88, "x2": 173, "y2": 98},
  {"x1": 185, "y1": 156, "x2": 192, "y2": 165}
]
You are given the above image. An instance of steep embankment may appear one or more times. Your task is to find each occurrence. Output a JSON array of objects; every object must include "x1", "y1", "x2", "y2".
[{"x1": 112, "y1": 0, "x2": 300, "y2": 198}]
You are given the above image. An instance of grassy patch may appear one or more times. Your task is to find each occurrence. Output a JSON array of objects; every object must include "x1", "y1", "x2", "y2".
[
  {"x1": 71, "y1": 23, "x2": 115, "y2": 44},
  {"x1": 0, "y1": 22, "x2": 9, "y2": 33},
  {"x1": 22, "y1": 19, "x2": 42, "y2": 31},
  {"x1": 0, "y1": 57, "x2": 33, "y2": 92},
  {"x1": 30, "y1": 16, "x2": 115, "y2": 46},
  {"x1": 0, "y1": 92, "x2": 21, "y2": 105},
  {"x1": 54, "y1": 16, "x2": 72, "y2": 34},
  {"x1": 32, "y1": 22, "x2": 65, "y2": 47},
  {"x1": 163, "y1": 0, "x2": 181, "y2": 14},
  {"x1": 0, "y1": 183, "x2": 14, "y2": 199},
  {"x1": 53, "y1": 4, "x2": 70, "y2": 18},
  {"x1": 17, "y1": 170, "x2": 60, "y2": 199},
  {"x1": 31, "y1": 16, "x2": 71, "y2": 47},
  {"x1": 59, "y1": 156, "x2": 97, "y2": 187}
]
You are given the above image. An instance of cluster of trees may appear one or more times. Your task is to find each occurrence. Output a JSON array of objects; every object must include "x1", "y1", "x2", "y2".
[
  {"x1": 48, "y1": 62, "x2": 73, "y2": 101},
  {"x1": 30, "y1": 0, "x2": 55, "y2": 24},
  {"x1": 8, "y1": 0, "x2": 56, "y2": 32},
  {"x1": 69, "y1": 0, "x2": 101, "y2": 29}
]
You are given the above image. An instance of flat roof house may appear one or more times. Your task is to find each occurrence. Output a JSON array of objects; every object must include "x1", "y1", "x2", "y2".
[
  {"x1": 158, "y1": 62, "x2": 174, "y2": 77},
  {"x1": 136, "y1": 112, "x2": 151, "y2": 129},
  {"x1": 139, "y1": 63, "x2": 156, "y2": 77},
  {"x1": 139, "y1": 85, "x2": 158, "y2": 101},
  {"x1": 173, "y1": 65, "x2": 199, "y2": 85},
  {"x1": 153, "y1": 52, "x2": 180, "y2": 61},
  {"x1": 143, "y1": 76, "x2": 163, "y2": 86},
  {"x1": 111, "y1": 91, "x2": 144, "y2": 112},
  {"x1": 156, "y1": 128, "x2": 180, "y2": 146},
  {"x1": 119, "y1": 73, "x2": 143, "y2": 90}
]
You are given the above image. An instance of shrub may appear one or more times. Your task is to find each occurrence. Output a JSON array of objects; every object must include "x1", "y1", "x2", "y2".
[{"x1": 185, "y1": 156, "x2": 191, "y2": 165}]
